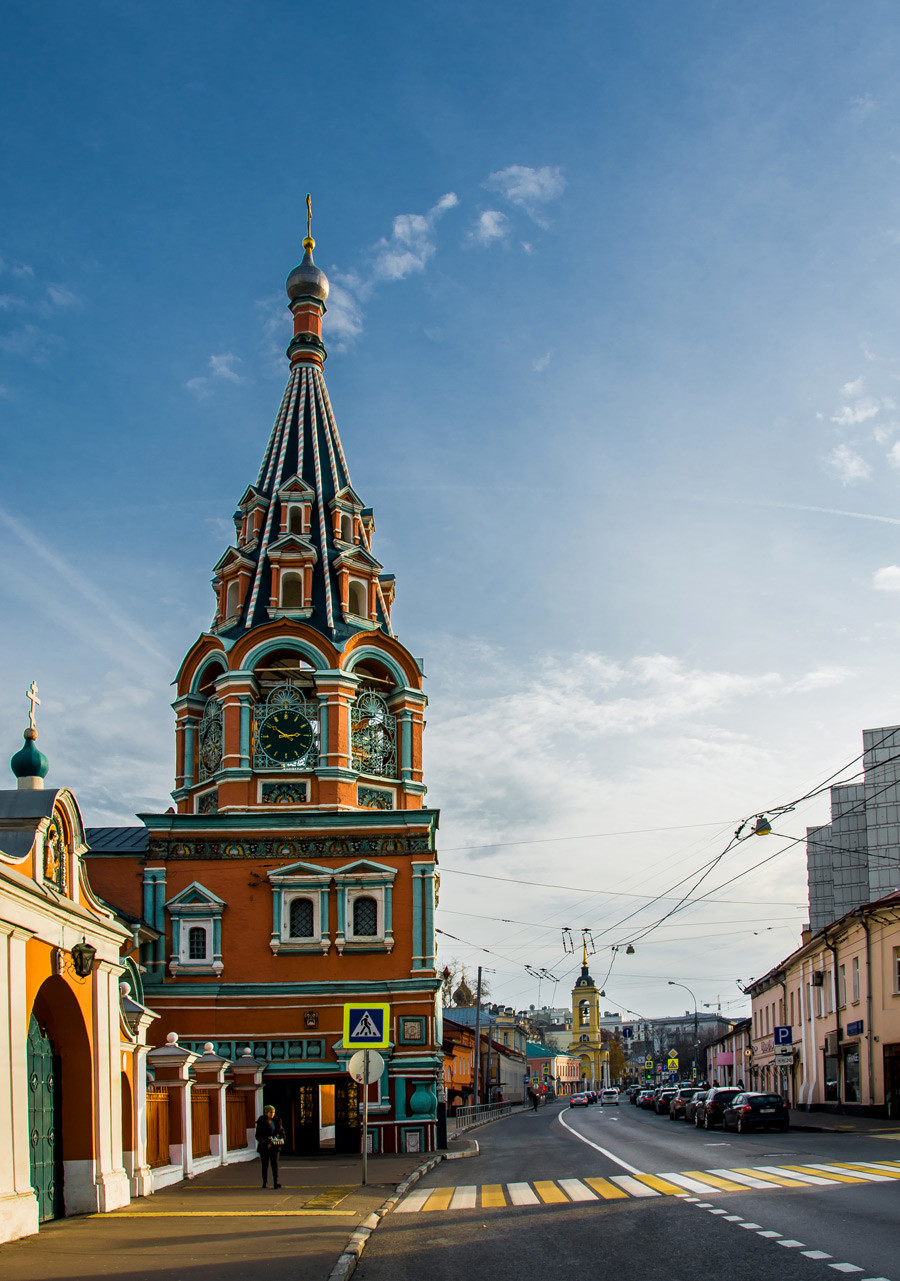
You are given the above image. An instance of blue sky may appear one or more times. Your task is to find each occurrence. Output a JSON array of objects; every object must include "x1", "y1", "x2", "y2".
[{"x1": 3, "y1": 1, "x2": 900, "y2": 1017}]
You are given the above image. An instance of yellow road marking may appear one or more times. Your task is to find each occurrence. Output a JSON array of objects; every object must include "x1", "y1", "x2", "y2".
[
  {"x1": 91, "y1": 1211, "x2": 354, "y2": 1218},
  {"x1": 584, "y1": 1177, "x2": 628, "y2": 1200},
  {"x1": 534, "y1": 1180, "x2": 568, "y2": 1204},
  {"x1": 481, "y1": 1184, "x2": 507, "y2": 1207},
  {"x1": 422, "y1": 1187, "x2": 454, "y2": 1211},
  {"x1": 834, "y1": 1162, "x2": 900, "y2": 1179},
  {"x1": 732, "y1": 1167, "x2": 809, "y2": 1188},
  {"x1": 633, "y1": 1174, "x2": 692, "y2": 1195},
  {"x1": 780, "y1": 1165, "x2": 869, "y2": 1184},
  {"x1": 681, "y1": 1171, "x2": 747, "y2": 1193},
  {"x1": 304, "y1": 1187, "x2": 353, "y2": 1208}
]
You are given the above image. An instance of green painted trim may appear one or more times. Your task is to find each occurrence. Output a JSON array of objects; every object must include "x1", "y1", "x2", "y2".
[
  {"x1": 154, "y1": 977, "x2": 442, "y2": 996},
  {"x1": 423, "y1": 868, "x2": 435, "y2": 968},
  {"x1": 140, "y1": 808, "x2": 439, "y2": 841},
  {"x1": 239, "y1": 702, "x2": 251, "y2": 767},
  {"x1": 411, "y1": 865, "x2": 423, "y2": 969}
]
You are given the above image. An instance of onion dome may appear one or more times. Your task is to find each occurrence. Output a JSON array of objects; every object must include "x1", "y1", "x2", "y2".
[
  {"x1": 286, "y1": 236, "x2": 329, "y2": 304},
  {"x1": 11, "y1": 728, "x2": 48, "y2": 789}
]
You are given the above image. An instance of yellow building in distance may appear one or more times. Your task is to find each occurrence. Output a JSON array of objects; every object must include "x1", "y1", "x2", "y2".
[{"x1": 567, "y1": 946, "x2": 609, "y2": 1089}]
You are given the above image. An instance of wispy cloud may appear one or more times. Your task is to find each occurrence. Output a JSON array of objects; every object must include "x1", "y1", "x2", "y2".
[
  {"x1": 827, "y1": 444, "x2": 872, "y2": 484},
  {"x1": 484, "y1": 165, "x2": 565, "y2": 227},
  {"x1": 466, "y1": 210, "x2": 509, "y2": 247},
  {"x1": 186, "y1": 352, "x2": 244, "y2": 397},
  {"x1": 873, "y1": 566, "x2": 900, "y2": 591},
  {"x1": 850, "y1": 92, "x2": 876, "y2": 122},
  {"x1": 533, "y1": 352, "x2": 552, "y2": 373},
  {"x1": 370, "y1": 192, "x2": 459, "y2": 285}
]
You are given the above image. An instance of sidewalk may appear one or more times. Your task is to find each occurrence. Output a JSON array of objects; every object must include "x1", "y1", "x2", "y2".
[
  {"x1": 789, "y1": 1107, "x2": 900, "y2": 1134},
  {"x1": 0, "y1": 1147, "x2": 460, "y2": 1281}
]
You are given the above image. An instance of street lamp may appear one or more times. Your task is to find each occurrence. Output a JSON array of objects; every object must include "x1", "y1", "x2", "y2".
[{"x1": 668, "y1": 980, "x2": 699, "y2": 1078}]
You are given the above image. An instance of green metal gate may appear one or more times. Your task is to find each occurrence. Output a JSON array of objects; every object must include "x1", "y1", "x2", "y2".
[{"x1": 27, "y1": 1016, "x2": 63, "y2": 1222}]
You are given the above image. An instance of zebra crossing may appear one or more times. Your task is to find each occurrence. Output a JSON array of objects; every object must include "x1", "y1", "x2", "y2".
[{"x1": 395, "y1": 1159, "x2": 900, "y2": 1213}]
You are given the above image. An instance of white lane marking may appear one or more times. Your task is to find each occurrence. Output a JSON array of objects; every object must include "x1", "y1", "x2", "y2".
[
  {"x1": 739, "y1": 1223, "x2": 763, "y2": 1230},
  {"x1": 694, "y1": 1202, "x2": 713, "y2": 1207},
  {"x1": 709, "y1": 1169, "x2": 775, "y2": 1189},
  {"x1": 723, "y1": 1215, "x2": 743, "y2": 1222},
  {"x1": 707, "y1": 1208, "x2": 728, "y2": 1215},
  {"x1": 610, "y1": 1175, "x2": 660, "y2": 1198},
  {"x1": 396, "y1": 1188, "x2": 432, "y2": 1213},
  {"x1": 777, "y1": 1240, "x2": 806, "y2": 1248},
  {"x1": 556, "y1": 1110, "x2": 646, "y2": 1175},
  {"x1": 802, "y1": 1251, "x2": 833, "y2": 1260},
  {"x1": 753, "y1": 1165, "x2": 833, "y2": 1187},
  {"x1": 449, "y1": 1186, "x2": 476, "y2": 1210},
  {"x1": 757, "y1": 1231, "x2": 783, "y2": 1238},
  {"x1": 507, "y1": 1183, "x2": 539, "y2": 1206},
  {"x1": 828, "y1": 1266, "x2": 864, "y2": 1274},
  {"x1": 659, "y1": 1173, "x2": 728, "y2": 1194},
  {"x1": 558, "y1": 1179, "x2": 597, "y2": 1202},
  {"x1": 810, "y1": 1164, "x2": 893, "y2": 1183}
]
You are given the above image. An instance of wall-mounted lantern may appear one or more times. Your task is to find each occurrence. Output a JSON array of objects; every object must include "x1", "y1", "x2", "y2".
[{"x1": 70, "y1": 937, "x2": 97, "y2": 978}]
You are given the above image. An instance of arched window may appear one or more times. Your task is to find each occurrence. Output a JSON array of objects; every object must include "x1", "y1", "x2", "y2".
[
  {"x1": 289, "y1": 897, "x2": 314, "y2": 938},
  {"x1": 288, "y1": 506, "x2": 304, "y2": 534},
  {"x1": 281, "y1": 571, "x2": 304, "y2": 609},
  {"x1": 348, "y1": 581, "x2": 367, "y2": 617},
  {"x1": 341, "y1": 514, "x2": 353, "y2": 542},
  {"x1": 353, "y1": 896, "x2": 378, "y2": 937},
  {"x1": 225, "y1": 579, "x2": 240, "y2": 618},
  {"x1": 188, "y1": 927, "x2": 207, "y2": 960},
  {"x1": 579, "y1": 1000, "x2": 590, "y2": 1026}
]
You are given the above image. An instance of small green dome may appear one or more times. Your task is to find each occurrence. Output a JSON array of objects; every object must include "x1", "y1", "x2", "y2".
[{"x1": 11, "y1": 729, "x2": 48, "y2": 780}]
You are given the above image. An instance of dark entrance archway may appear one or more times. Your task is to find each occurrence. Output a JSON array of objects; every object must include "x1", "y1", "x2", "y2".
[
  {"x1": 263, "y1": 1078, "x2": 360, "y2": 1154},
  {"x1": 27, "y1": 1017, "x2": 63, "y2": 1223}
]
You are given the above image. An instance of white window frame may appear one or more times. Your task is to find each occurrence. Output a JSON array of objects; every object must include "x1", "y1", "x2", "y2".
[
  {"x1": 283, "y1": 892, "x2": 321, "y2": 944},
  {"x1": 851, "y1": 956, "x2": 860, "y2": 1003},
  {"x1": 345, "y1": 888, "x2": 384, "y2": 943},
  {"x1": 179, "y1": 919, "x2": 213, "y2": 966}
]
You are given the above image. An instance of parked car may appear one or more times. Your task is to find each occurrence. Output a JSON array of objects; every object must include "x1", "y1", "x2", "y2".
[
  {"x1": 684, "y1": 1089, "x2": 708, "y2": 1125},
  {"x1": 654, "y1": 1088, "x2": 678, "y2": 1114},
  {"x1": 693, "y1": 1087, "x2": 741, "y2": 1129},
  {"x1": 668, "y1": 1086, "x2": 701, "y2": 1120},
  {"x1": 600, "y1": 1088, "x2": 619, "y2": 1106},
  {"x1": 569, "y1": 1093, "x2": 591, "y2": 1108},
  {"x1": 722, "y1": 1092, "x2": 789, "y2": 1133},
  {"x1": 636, "y1": 1089, "x2": 655, "y2": 1107}
]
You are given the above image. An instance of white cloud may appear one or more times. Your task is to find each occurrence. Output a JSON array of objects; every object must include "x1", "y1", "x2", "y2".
[
  {"x1": 533, "y1": 352, "x2": 552, "y2": 373},
  {"x1": 850, "y1": 93, "x2": 876, "y2": 121},
  {"x1": 485, "y1": 165, "x2": 566, "y2": 222},
  {"x1": 831, "y1": 397, "x2": 880, "y2": 425},
  {"x1": 322, "y1": 279, "x2": 364, "y2": 346},
  {"x1": 873, "y1": 566, "x2": 900, "y2": 591},
  {"x1": 841, "y1": 377, "x2": 864, "y2": 397},
  {"x1": 371, "y1": 192, "x2": 459, "y2": 284},
  {"x1": 46, "y1": 284, "x2": 79, "y2": 308},
  {"x1": 827, "y1": 444, "x2": 871, "y2": 484},
  {"x1": 887, "y1": 442, "x2": 900, "y2": 468},
  {"x1": 467, "y1": 210, "x2": 509, "y2": 247},
  {"x1": 186, "y1": 352, "x2": 243, "y2": 396}
]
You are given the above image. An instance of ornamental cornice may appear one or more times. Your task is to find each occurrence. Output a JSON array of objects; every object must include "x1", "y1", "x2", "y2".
[{"x1": 146, "y1": 832, "x2": 434, "y2": 861}]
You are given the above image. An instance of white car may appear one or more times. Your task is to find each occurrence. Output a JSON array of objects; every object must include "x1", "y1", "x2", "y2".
[{"x1": 600, "y1": 1088, "x2": 619, "y2": 1106}]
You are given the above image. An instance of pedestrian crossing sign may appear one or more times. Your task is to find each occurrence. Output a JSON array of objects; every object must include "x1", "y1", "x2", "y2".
[{"x1": 343, "y1": 1002, "x2": 390, "y2": 1049}]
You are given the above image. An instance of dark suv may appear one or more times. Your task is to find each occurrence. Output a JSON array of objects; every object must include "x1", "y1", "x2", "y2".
[
  {"x1": 654, "y1": 1088, "x2": 678, "y2": 1114},
  {"x1": 693, "y1": 1087, "x2": 740, "y2": 1129},
  {"x1": 668, "y1": 1086, "x2": 700, "y2": 1121},
  {"x1": 722, "y1": 1092, "x2": 789, "y2": 1133}
]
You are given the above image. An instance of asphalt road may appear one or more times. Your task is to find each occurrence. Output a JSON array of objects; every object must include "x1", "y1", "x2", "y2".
[{"x1": 354, "y1": 1099, "x2": 900, "y2": 1281}]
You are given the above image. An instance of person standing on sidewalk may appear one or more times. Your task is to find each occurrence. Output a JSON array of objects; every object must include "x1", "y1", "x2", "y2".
[{"x1": 255, "y1": 1104, "x2": 285, "y2": 1188}]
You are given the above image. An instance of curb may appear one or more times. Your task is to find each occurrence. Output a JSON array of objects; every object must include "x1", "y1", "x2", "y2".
[{"x1": 327, "y1": 1154, "x2": 445, "y2": 1281}]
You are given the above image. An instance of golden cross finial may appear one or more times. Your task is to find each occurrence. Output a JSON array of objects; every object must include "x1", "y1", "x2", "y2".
[
  {"x1": 304, "y1": 194, "x2": 315, "y2": 251},
  {"x1": 26, "y1": 680, "x2": 40, "y2": 732},
  {"x1": 582, "y1": 939, "x2": 588, "y2": 967}
]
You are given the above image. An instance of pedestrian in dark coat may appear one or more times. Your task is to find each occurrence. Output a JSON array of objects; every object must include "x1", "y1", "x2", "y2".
[{"x1": 255, "y1": 1104, "x2": 285, "y2": 1188}]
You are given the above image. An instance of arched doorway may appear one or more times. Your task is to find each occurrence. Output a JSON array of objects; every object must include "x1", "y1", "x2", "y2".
[
  {"x1": 30, "y1": 975, "x2": 94, "y2": 1218},
  {"x1": 27, "y1": 1017, "x2": 63, "y2": 1222}
]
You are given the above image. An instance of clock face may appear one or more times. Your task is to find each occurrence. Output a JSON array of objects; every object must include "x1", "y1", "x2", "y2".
[{"x1": 258, "y1": 709, "x2": 315, "y2": 765}]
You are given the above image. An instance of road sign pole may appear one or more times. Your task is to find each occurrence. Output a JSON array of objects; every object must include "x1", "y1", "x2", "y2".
[{"x1": 362, "y1": 1049, "x2": 369, "y2": 1185}]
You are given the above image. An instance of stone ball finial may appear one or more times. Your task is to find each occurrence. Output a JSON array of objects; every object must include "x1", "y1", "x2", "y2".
[
  {"x1": 166, "y1": 1031, "x2": 178, "y2": 1045},
  {"x1": 119, "y1": 982, "x2": 131, "y2": 998},
  {"x1": 203, "y1": 1041, "x2": 215, "y2": 1054}
]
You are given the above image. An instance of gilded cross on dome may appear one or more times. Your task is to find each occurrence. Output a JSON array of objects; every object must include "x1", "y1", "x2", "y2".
[
  {"x1": 26, "y1": 680, "x2": 40, "y2": 732},
  {"x1": 304, "y1": 194, "x2": 315, "y2": 251}
]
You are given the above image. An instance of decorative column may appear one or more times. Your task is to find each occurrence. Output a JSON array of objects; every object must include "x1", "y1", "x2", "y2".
[
  {"x1": 193, "y1": 1045, "x2": 230, "y2": 1165},
  {"x1": 0, "y1": 925, "x2": 38, "y2": 1243},
  {"x1": 230, "y1": 1050, "x2": 265, "y2": 1151},
  {"x1": 91, "y1": 961, "x2": 131, "y2": 1212},
  {"x1": 147, "y1": 1035, "x2": 199, "y2": 1178}
]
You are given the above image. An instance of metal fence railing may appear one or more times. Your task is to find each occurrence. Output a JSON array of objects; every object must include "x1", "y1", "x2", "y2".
[{"x1": 449, "y1": 1103, "x2": 515, "y2": 1130}]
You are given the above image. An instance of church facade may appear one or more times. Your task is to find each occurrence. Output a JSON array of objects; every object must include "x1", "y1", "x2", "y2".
[{"x1": 84, "y1": 222, "x2": 443, "y2": 1159}]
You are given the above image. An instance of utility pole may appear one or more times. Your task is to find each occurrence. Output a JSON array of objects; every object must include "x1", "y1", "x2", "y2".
[
  {"x1": 485, "y1": 1010, "x2": 493, "y2": 1104},
  {"x1": 472, "y1": 966, "x2": 483, "y2": 1107}
]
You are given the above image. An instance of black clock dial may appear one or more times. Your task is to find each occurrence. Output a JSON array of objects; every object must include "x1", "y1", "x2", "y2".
[{"x1": 258, "y1": 710, "x2": 314, "y2": 764}]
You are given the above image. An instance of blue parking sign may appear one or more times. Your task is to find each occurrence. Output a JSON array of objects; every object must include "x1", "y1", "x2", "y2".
[{"x1": 773, "y1": 1025, "x2": 793, "y2": 1046}]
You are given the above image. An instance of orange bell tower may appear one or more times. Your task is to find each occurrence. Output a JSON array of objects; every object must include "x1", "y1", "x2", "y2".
[{"x1": 171, "y1": 210, "x2": 426, "y2": 817}]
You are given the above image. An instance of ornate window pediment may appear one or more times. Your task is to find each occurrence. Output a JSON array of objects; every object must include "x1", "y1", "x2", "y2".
[
  {"x1": 166, "y1": 882, "x2": 225, "y2": 976},
  {"x1": 333, "y1": 860, "x2": 396, "y2": 954},
  {"x1": 267, "y1": 860, "x2": 331, "y2": 955}
]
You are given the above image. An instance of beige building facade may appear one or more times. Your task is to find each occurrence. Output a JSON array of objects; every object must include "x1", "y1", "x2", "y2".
[{"x1": 748, "y1": 889, "x2": 900, "y2": 1116}]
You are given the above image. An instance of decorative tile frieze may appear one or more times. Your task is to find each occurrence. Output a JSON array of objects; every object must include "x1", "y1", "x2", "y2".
[
  {"x1": 185, "y1": 1038, "x2": 326, "y2": 1061},
  {"x1": 150, "y1": 833, "x2": 432, "y2": 860},
  {"x1": 262, "y1": 781, "x2": 308, "y2": 805},
  {"x1": 358, "y1": 786, "x2": 394, "y2": 810}
]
